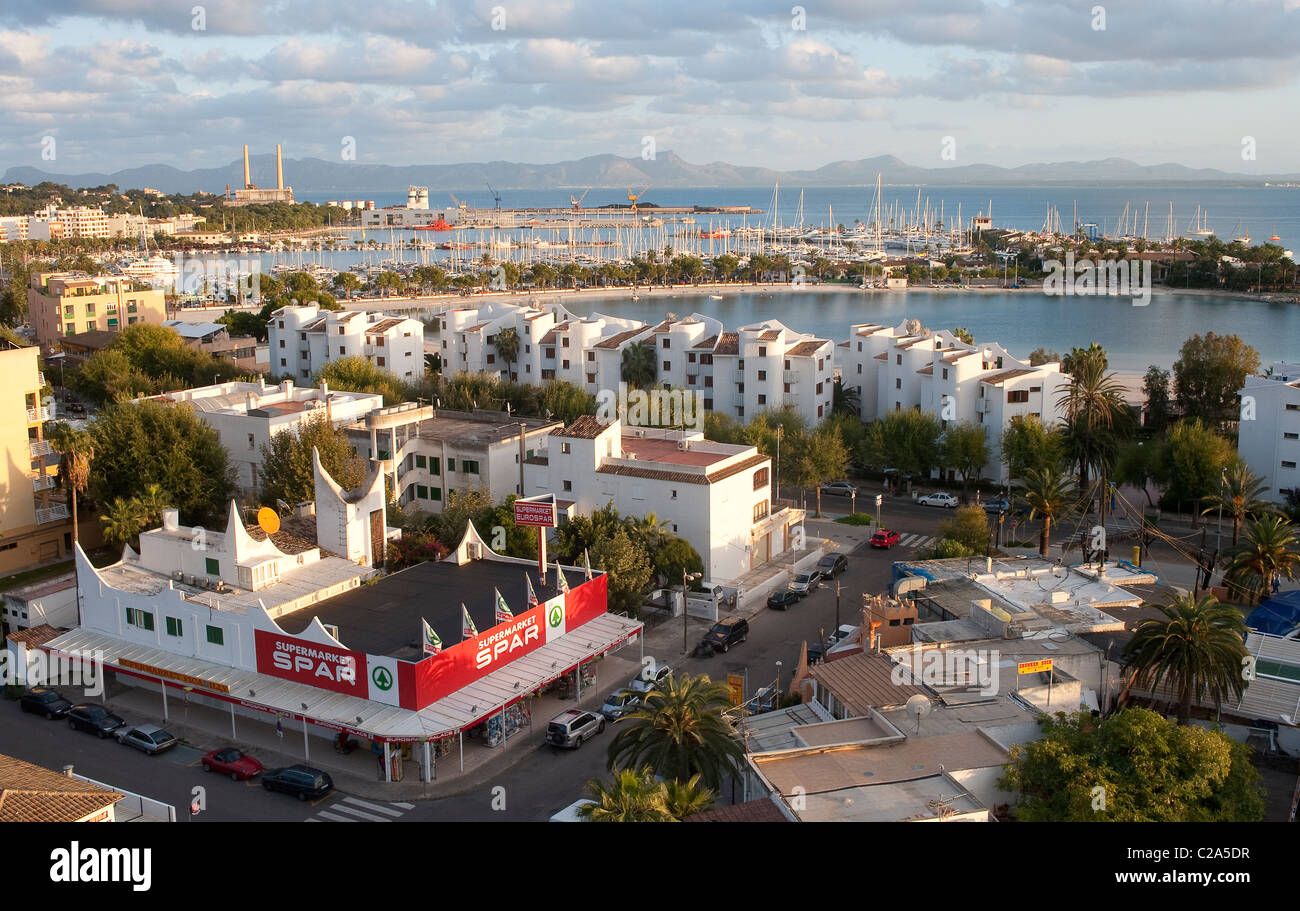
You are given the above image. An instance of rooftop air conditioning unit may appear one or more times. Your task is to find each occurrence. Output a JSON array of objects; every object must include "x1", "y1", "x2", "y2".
[
  {"x1": 677, "y1": 439, "x2": 689, "y2": 451},
  {"x1": 634, "y1": 429, "x2": 645, "y2": 437}
]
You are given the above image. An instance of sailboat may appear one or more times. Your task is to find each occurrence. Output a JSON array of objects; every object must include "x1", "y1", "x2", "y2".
[{"x1": 1188, "y1": 206, "x2": 1214, "y2": 236}]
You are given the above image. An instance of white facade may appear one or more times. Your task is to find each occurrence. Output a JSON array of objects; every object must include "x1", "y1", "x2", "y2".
[
  {"x1": 141, "y1": 378, "x2": 383, "y2": 493},
  {"x1": 1238, "y1": 361, "x2": 1300, "y2": 504},
  {"x1": 268, "y1": 305, "x2": 424, "y2": 381},
  {"x1": 523, "y1": 417, "x2": 804, "y2": 583},
  {"x1": 839, "y1": 321, "x2": 1069, "y2": 480}
]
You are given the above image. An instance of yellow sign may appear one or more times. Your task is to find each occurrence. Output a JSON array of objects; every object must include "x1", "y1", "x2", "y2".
[
  {"x1": 257, "y1": 507, "x2": 281, "y2": 535},
  {"x1": 119, "y1": 659, "x2": 231, "y2": 694},
  {"x1": 727, "y1": 673, "x2": 745, "y2": 706},
  {"x1": 1017, "y1": 659, "x2": 1053, "y2": 675}
]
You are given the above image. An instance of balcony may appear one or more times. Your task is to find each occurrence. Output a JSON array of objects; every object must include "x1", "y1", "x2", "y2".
[
  {"x1": 27, "y1": 406, "x2": 51, "y2": 423},
  {"x1": 36, "y1": 503, "x2": 71, "y2": 524},
  {"x1": 32, "y1": 474, "x2": 54, "y2": 492},
  {"x1": 29, "y1": 440, "x2": 54, "y2": 459},
  {"x1": 782, "y1": 371, "x2": 799, "y2": 384}
]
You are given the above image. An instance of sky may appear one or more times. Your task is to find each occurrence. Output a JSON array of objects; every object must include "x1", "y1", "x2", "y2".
[{"x1": 1, "y1": 0, "x2": 1298, "y2": 176}]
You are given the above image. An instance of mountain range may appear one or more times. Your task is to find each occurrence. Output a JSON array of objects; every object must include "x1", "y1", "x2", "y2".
[{"x1": 6, "y1": 151, "x2": 1297, "y2": 196}]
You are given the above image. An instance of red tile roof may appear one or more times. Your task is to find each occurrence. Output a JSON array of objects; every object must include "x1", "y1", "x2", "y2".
[
  {"x1": 0, "y1": 754, "x2": 123, "y2": 823},
  {"x1": 5, "y1": 624, "x2": 63, "y2": 648},
  {"x1": 594, "y1": 327, "x2": 650, "y2": 350},
  {"x1": 714, "y1": 332, "x2": 739, "y2": 355},
  {"x1": 685, "y1": 798, "x2": 791, "y2": 823},
  {"x1": 981, "y1": 368, "x2": 1039, "y2": 385},
  {"x1": 693, "y1": 335, "x2": 718, "y2": 349},
  {"x1": 785, "y1": 340, "x2": 827, "y2": 357},
  {"x1": 553, "y1": 415, "x2": 612, "y2": 439}
]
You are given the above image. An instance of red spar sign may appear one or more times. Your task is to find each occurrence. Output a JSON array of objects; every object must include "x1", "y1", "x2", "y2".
[{"x1": 514, "y1": 499, "x2": 556, "y2": 527}]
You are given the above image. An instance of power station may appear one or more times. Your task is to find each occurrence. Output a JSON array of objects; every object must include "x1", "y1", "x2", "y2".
[{"x1": 225, "y1": 144, "x2": 295, "y2": 206}]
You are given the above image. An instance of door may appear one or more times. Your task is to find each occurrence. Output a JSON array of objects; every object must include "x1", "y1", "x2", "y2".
[{"x1": 369, "y1": 509, "x2": 384, "y2": 567}]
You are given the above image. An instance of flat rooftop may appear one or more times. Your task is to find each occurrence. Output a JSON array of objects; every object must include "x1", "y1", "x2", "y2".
[
  {"x1": 620, "y1": 436, "x2": 735, "y2": 468},
  {"x1": 278, "y1": 559, "x2": 591, "y2": 659},
  {"x1": 796, "y1": 776, "x2": 987, "y2": 822}
]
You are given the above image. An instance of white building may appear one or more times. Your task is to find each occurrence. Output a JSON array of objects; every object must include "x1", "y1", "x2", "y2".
[
  {"x1": 140, "y1": 379, "x2": 383, "y2": 494},
  {"x1": 838, "y1": 320, "x2": 1069, "y2": 481},
  {"x1": 268, "y1": 305, "x2": 424, "y2": 382},
  {"x1": 1238, "y1": 361, "x2": 1300, "y2": 505},
  {"x1": 523, "y1": 416, "x2": 805, "y2": 583}
]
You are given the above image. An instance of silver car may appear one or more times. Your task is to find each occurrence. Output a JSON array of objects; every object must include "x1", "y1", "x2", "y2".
[
  {"x1": 600, "y1": 690, "x2": 643, "y2": 721},
  {"x1": 115, "y1": 723, "x2": 179, "y2": 755},
  {"x1": 545, "y1": 710, "x2": 605, "y2": 749}
]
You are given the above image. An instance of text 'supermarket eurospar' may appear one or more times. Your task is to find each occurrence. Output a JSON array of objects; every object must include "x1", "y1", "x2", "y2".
[{"x1": 28, "y1": 456, "x2": 642, "y2": 783}]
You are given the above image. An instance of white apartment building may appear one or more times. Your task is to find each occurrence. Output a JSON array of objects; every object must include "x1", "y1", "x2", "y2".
[
  {"x1": 839, "y1": 321, "x2": 1069, "y2": 481},
  {"x1": 0, "y1": 215, "x2": 29, "y2": 242},
  {"x1": 1238, "y1": 361, "x2": 1300, "y2": 505},
  {"x1": 268, "y1": 305, "x2": 424, "y2": 382},
  {"x1": 32, "y1": 205, "x2": 111, "y2": 239},
  {"x1": 140, "y1": 379, "x2": 384, "y2": 494},
  {"x1": 342, "y1": 402, "x2": 562, "y2": 514},
  {"x1": 523, "y1": 416, "x2": 805, "y2": 583}
]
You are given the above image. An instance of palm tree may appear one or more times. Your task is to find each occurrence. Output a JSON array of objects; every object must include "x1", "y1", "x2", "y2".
[
  {"x1": 1200, "y1": 464, "x2": 1276, "y2": 547},
  {"x1": 1122, "y1": 591, "x2": 1249, "y2": 725},
  {"x1": 101, "y1": 497, "x2": 147, "y2": 551},
  {"x1": 831, "y1": 378, "x2": 861, "y2": 417},
  {"x1": 47, "y1": 422, "x2": 94, "y2": 545},
  {"x1": 1223, "y1": 516, "x2": 1300, "y2": 605},
  {"x1": 134, "y1": 483, "x2": 170, "y2": 528},
  {"x1": 620, "y1": 341, "x2": 657, "y2": 391},
  {"x1": 606, "y1": 673, "x2": 745, "y2": 790},
  {"x1": 576, "y1": 768, "x2": 675, "y2": 822},
  {"x1": 492, "y1": 327, "x2": 520, "y2": 381},
  {"x1": 424, "y1": 352, "x2": 441, "y2": 375},
  {"x1": 1019, "y1": 466, "x2": 1077, "y2": 557},
  {"x1": 663, "y1": 774, "x2": 716, "y2": 819},
  {"x1": 1056, "y1": 356, "x2": 1128, "y2": 501}
]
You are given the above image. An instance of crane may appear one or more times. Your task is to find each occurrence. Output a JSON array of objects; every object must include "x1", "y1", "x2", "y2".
[
  {"x1": 485, "y1": 180, "x2": 502, "y2": 214},
  {"x1": 627, "y1": 185, "x2": 650, "y2": 215},
  {"x1": 449, "y1": 193, "x2": 468, "y2": 212},
  {"x1": 570, "y1": 188, "x2": 591, "y2": 211}
]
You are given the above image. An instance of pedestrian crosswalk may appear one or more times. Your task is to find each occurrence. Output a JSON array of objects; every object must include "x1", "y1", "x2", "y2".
[
  {"x1": 306, "y1": 795, "x2": 416, "y2": 822},
  {"x1": 897, "y1": 533, "x2": 936, "y2": 550}
]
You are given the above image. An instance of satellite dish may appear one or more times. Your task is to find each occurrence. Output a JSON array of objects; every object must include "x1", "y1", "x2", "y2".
[
  {"x1": 905, "y1": 694, "x2": 932, "y2": 733},
  {"x1": 257, "y1": 507, "x2": 281, "y2": 535}
]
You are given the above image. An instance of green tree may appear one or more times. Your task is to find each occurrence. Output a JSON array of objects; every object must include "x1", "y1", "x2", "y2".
[
  {"x1": 47, "y1": 422, "x2": 94, "y2": 545},
  {"x1": 1026, "y1": 347, "x2": 1060, "y2": 367},
  {"x1": 1123, "y1": 592, "x2": 1249, "y2": 724},
  {"x1": 1223, "y1": 515, "x2": 1300, "y2": 605},
  {"x1": 1000, "y1": 709, "x2": 1264, "y2": 821},
  {"x1": 314, "y1": 356, "x2": 409, "y2": 405},
  {"x1": 1200, "y1": 463, "x2": 1277, "y2": 547},
  {"x1": 620, "y1": 341, "x2": 657, "y2": 391},
  {"x1": 940, "y1": 421, "x2": 990, "y2": 503},
  {"x1": 652, "y1": 536, "x2": 704, "y2": 585},
  {"x1": 1018, "y1": 466, "x2": 1077, "y2": 556},
  {"x1": 589, "y1": 527, "x2": 654, "y2": 615},
  {"x1": 866, "y1": 409, "x2": 942, "y2": 488},
  {"x1": 1112, "y1": 439, "x2": 1161, "y2": 509},
  {"x1": 89, "y1": 399, "x2": 236, "y2": 526},
  {"x1": 259, "y1": 414, "x2": 367, "y2": 506},
  {"x1": 1173, "y1": 332, "x2": 1260, "y2": 428},
  {"x1": 1061, "y1": 343, "x2": 1108, "y2": 377},
  {"x1": 951, "y1": 327, "x2": 974, "y2": 345},
  {"x1": 576, "y1": 768, "x2": 675, "y2": 822},
  {"x1": 217, "y1": 309, "x2": 269, "y2": 342},
  {"x1": 537, "y1": 381, "x2": 596, "y2": 425},
  {"x1": 1154, "y1": 420, "x2": 1235, "y2": 523},
  {"x1": 830, "y1": 377, "x2": 861, "y2": 417},
  {"x1": 493, "y1": 327, "x2": 520, "y2": 380},
  {"x1": 606, "y1": 674, "x2": 745, "y2": 789},
  {"x1": 999, "y1": 414, "x2": 1067, "y2": 481},
  {"x1": 1142, "y1": 365, "x2": 1173, "y2": 432},
  {"x1": 1057, "y1": 354, "x2": 1129, "y2": 502},
  {"x1": 662, "y1": 774, "x2": 717, "y2": 819},
  {"x1": 100, "y1": 497, "x2": 148, "y2": 551},
  {"x1": 936, "y1": 505, "x2": 991, "y2": 555}
]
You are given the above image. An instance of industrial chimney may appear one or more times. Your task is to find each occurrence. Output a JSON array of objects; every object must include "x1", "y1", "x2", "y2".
[
  {"x1": 243, "y1": 144, "x2": 251, "y2": 188},
  {"x1": 276, "y1": 144, "x2": 284, "y2": 190}
]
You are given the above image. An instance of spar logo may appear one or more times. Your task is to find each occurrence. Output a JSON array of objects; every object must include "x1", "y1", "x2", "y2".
[
  {"x1": 371, "y1": 666, "x2": 393, "y2": 691},
  {"x1": 548, "y1": 605, "x2": 563, "y2": 629},
  {"x1": 271, "y1": 640, "x2": 357, "y2": 685},
  {"x1": 475, "y1": 614, "x2": 541, "y2": 670}
]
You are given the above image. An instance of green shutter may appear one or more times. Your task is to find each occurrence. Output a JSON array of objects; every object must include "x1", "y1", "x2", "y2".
[
  {"x1": 207, "y1": 626, "x2": 224, "y2": 645},
  {"x1": 205, "y1": 557, "x2": 219, "y2": 575}
]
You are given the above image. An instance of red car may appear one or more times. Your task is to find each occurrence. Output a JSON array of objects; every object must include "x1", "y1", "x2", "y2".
[
  {"x1": 202, "y1": 747, "x2": 264, "y2": 781},
  {"x1": 870, "y1": 529, "x2": 901, "y2": 549}
]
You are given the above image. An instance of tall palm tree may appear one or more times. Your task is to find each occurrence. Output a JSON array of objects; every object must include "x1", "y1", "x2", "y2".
[
  {"x1": 47, "y1": 422, "x2": 94, "y2": 545},
  {"x1": 606, "y1": 673, "x2": 745, "y2": 789},
  {"x1": 1223, "y1": 516, "x2": 1300, "y2": 605},
  {"x1": 101, "y1": 497, "x2": 147, "y2": 551},
  {"x1": 492, "y1": 327, "x2": 520, "y2": 381},
  {"x1": 576, "y1": 768, "x2": 675, "y2": 822},
  {"x1": 1056, "y1": 356, "x2": 1128, "y2": 502},
  {"x1": 1122, "y1": 591, "x2": 1249, "y2": 725},
  {"x1": 134, "y1": 483, "x2": 170, "y2": 529},
  {"x1": 1200, "y1": 464, "x2": 1276, "y2": 547},
  {"x1": 663, "y1": 774, "x2": 716, "y2": 819},
  {"x1": 1018, "y1": 466, "x2": 1077, "y2": 557},
  {"x1": 620, "y1": 341, "x2": 658, "y2": 391}
]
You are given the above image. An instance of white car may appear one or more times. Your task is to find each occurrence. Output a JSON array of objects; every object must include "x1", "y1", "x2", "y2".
[
  {"x1": 917, "y1": 492, "x2": 959, "y2": 508},
  {"x1": 628, "y1": 660, "x2": 672, "y2": 693}
]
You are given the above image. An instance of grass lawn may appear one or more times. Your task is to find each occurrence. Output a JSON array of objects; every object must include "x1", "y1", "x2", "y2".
[{"x1": 0, "y1": 560, "x2": 74, "y2": 592}]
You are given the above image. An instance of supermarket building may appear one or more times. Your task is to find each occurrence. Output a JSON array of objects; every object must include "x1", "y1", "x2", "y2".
[{"x1": 37, "y1": 454, "x2": 641, "y2": 782}]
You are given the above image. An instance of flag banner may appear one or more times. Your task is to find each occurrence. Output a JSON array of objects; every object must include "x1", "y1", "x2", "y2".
[
  {"x1": 583, "y1": 549, "x2": 593, "y2": 581},
  {"x1": 494, "y1": 587, "x2": 513, "y2": 624},
  {"x1": 422, "y1": 618, "x2": 442, "y2": 656},
  {"x1": 557, "y1": 561, "x2": 570, "y2": 594},
  {"x1": 461, "y1": 603, "x2": 478, "y2": 640},
  {"x1": 525, "y1": 573, "x2": 539, "y2": 609}
]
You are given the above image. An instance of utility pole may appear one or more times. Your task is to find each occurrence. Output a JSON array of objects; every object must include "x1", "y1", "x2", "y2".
[{"x1": 835, "y1": 580, "x2": 842, "y2": 630}]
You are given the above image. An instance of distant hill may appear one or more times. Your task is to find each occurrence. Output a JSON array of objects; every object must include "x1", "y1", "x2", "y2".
[{"x1": 7, "y1": 151, "x2": 1297, "y2": 196}]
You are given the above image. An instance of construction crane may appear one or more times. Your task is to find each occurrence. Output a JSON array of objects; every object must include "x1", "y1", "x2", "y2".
[
  {"x1": 449, "y1": 193, "x2": 468, "y2": 212},
  {"x1": 485, "y1": 180, "x2": 502, "y2": 215},
  {"x1": 627, "y1": 185, "x2": 650, "y2": 216},
  {"x1": 570, "y1": 188, "x2": 591, "y2": 211}
]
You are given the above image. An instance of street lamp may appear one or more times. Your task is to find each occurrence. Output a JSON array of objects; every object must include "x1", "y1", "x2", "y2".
[
  {"x1": 682, "y1": 569, "x2": 702, "y2": 653},
  {"x1": 774, "y1": 425, "x2": 783, "y2": 501},
  {"x1": 775, "y1": 660, "x2": 783, "y2": 697}
]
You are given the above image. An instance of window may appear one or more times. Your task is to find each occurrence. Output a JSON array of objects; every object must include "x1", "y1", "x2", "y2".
[
  {"x1": 701, "y1": 354, "x2": 713, "y2": 366},
  {"x1": 1283, "y1": 461, "x2": 1298, "y2": 469},
  {"x1": 377, "y1": 356, "x2": 385, "y2": 367},
  {"x1": 339, "y1": 346, "x2": 346, "y2": 355},
  {"x1": 704, "y1": 398, "x2": 713, "y2": 409},
  {"x1": 896, "y1": 354, "x2": 902, "y2": 365},
  {"x1": 447, "y1": 458, "x2": 456, "y2": 472},
  {"x1": 429, "y1": 487, "x2": 442, "y2": 501},
  {"x1": 1287, "y1": 404, "x2": 1300, "y2": 412},
  {"x1": 738, "y1": 359, "x2": 745, "y2": 370},
  {"x1": 562, "y1": 338, "x2": 569, "y2": 348},
  {"x1": 85, "y1": 303, "x2": 95, "y2": 315},
  {"x1": 1008, "y1": 390, "x2": 1029, "y2": 403},
  {"x1": 205, "y1": 557, "x2": 220, "y2": 575},
  {"x1": 662, "y1": 338, "x2": 670, "y2": 349},
  {"x1": 687, "y1": 375, "x2": 697, "y2": 385},
  {"x1": 463, "y1": 460, "x2": 480, "y2": 474},
  {"x1": 563, "y1": 479, "x2": 572, "y2": 491},
  {"x1": 561, "y1": 443, "x2": 571, "y2": 454},
  {"x1": 125, "y1": 608, "x2": 154, "y2": 631},
  {"x1": 487, "y1": 353, "x2": 496, "y2": 364},
  {"x1": 688, "y1": 353, "x2": 696, "y2": 363},
  {"x1": 942, "y1": 368, "x2": 948, "y2": 380},
  {"x1": 417, "y1": 484, "x2": 428, "y2": 499},
  {"x1": 895, "y1": 378, "x2": 902, "y2": 389},
  {"x1": 416, "y1": 454, "x2": 427, "y2": 468},
  {"x1": 587, "y1": 351, "x2": 595, "y2": 362},
  {"x1": 784, "y1": 383, "x2": 790, "y2": 393},
  {"x1": 758, "y1": 370, "x2": 766, "y2": 381},
  {"x1": 784, "y1": 359, "x2": 791, "y2": 370},
  {"x1": 87, "y1": 321, "x2": 97, "y2": 331},
  {"x1": 206, "y1": 625, "x2": 224, "y2": 646},
  {"x1": 338, "y1": 326, "x2": 344, "y2": 335},
  {"x1": 279, "y1": 339, "x2": 285, "y2": 348},
  {"x1": 856, "y1": 343, "x2": 862, "y2": 352},
  {"x1": 753, "y1": 500, "x2": 769, "y2": 522},
  {"x1": 587, "y1": 373, "x2": 596, "y2": 384},
  {"x1": 562, "y1": 360, "x2": 569, "y2": 369},
  {"x1": 525, "y1": 344, "x2": 531, "y2": 353},
  {"x1": 546, "y1": 347, "x2": 555, "y2": 358},
  {"x1": 737, "y1": 382, "x2": 745, "y2": 393},
  {"x1": 754, "y1": 467, "x2": 769, "y2": 490},
  {"x1": 758, "y1": 346, "x2": 766, "y2": 357},
  {"x1": 705, "y1": 376, "x2": 713, "y2": 387},
  {"x1": 1029, "y1": 385, "x2": 1041, "y2": 393},
  {"x1": 1284, "y1": 432, "x2": 1299, "y2": 440},
  {"x1": 165, "y1": 617, "x2": 183, "y2": 637},
  {"x1": 856, "y1": 365, "x2": 862, "y2": 375},
  {"x1": 248, "y1": 433, "x2": 255, "y2": 450},
  {"x1": 758, "y1": 394, "x2": 767, "y2": 405},
  {"x1": 299, "y1": 331, "x2": 305, "y2": 340}
]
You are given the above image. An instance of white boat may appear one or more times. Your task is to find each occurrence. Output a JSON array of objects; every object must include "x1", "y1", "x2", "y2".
[
  {"x1": 709, "y1": 294, "x2": 723, "y2": 300},
  {"x1": 122, "y1": 254, "x2": 179, "y2": 288}
]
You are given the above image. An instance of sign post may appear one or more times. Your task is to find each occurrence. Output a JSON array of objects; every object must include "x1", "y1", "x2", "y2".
[{"x1": 513, "y1": 494, "x2": 558, "y2": 578}]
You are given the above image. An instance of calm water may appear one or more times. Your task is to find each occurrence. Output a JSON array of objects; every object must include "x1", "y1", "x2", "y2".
[{"x1": 539, "y1": 288, "x2": 1300, "y2": 374}]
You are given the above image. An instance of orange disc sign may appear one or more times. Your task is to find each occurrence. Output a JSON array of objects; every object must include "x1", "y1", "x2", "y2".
[{"x1": 257, "y1": 507, "x2": 280, "y2": 535}]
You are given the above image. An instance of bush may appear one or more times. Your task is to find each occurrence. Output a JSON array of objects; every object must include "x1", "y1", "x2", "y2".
[{"x1": 835, "y1": 514, "x2": 874, "y2": 526}]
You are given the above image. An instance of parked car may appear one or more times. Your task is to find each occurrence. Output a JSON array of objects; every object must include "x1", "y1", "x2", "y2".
[
  {"x1": 819, "y1": 480, "x2": 857, "y2": 497},
  {"x1": 870, "y1": 529, "x2": 901, "y2": 549},
  {"x1": 628, "y1": 660, "x2": 673, "y2": 693},
  {"x1": 918, "y1": 492, "x2": 959, "y2": 508},
  {"x1": 767, "y1": 589, "x2": 802, "y2": 610},
  {"x1": 115, "y1": 723, "x2": 179, "y2": 755},
  {"x1": 66, "y1": 704, "x2": 124, "y2": 738},
  {"x1": 545, "y1": 710, "x2": 605, "y2": 749},
  {"x1": 828, "y1": 624, "x2": 857, "y2": 645},
  {"x1": 788, "y1": 570, "x2": 822, "y2": 596},
  {"x1": 20, "y1": 687, "x2": 73, "y2": 719},
  {"x1": 202, "y1": 747, "x2": 264, "y2": 781},
  {"x1": 599, "y1": 690, "x2": 643, "y2": 721},
  {"x1": 982, "y1": 496, "x2": 1012, "y2": 515},
  {"x1": 699, "y1": 616, "x2": 750, "y2": 653},
  {"x1": 817, "y1": 553, "x2": 848, "y2": 577},
  {"x1": 262, "y1": 765, "x2": 333, "y2": 800}
]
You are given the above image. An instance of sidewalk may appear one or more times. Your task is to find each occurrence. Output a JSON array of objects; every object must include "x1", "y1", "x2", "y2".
[{"x1": 95, "y1": 648, "x2": 644, "y2": 802}]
